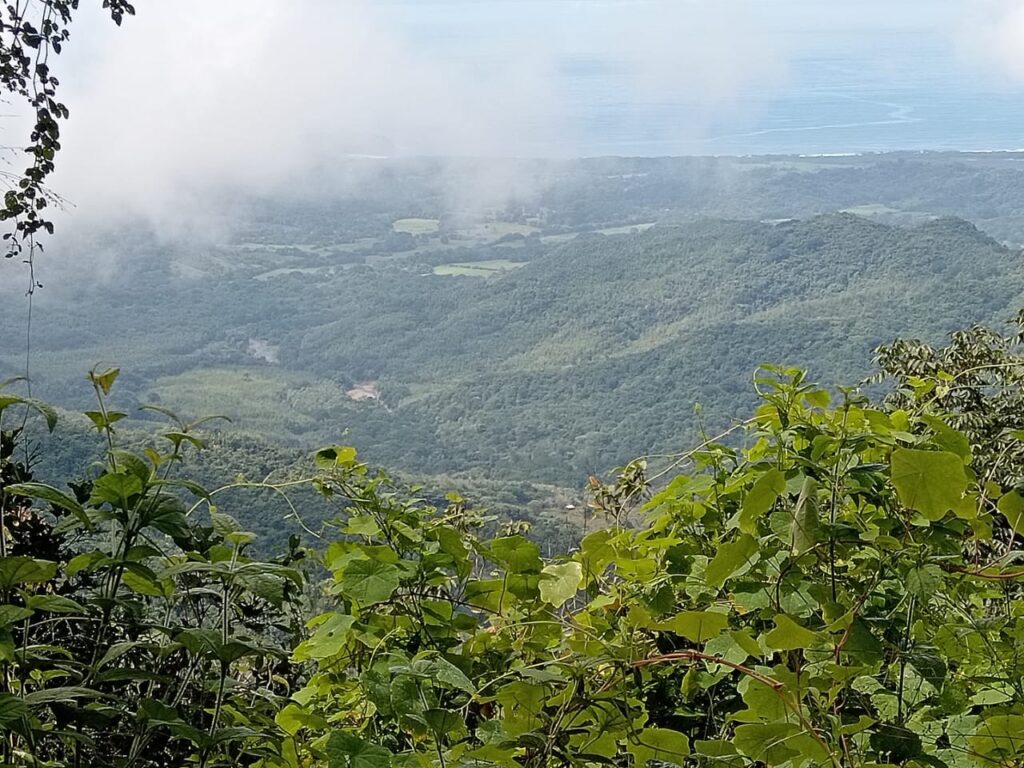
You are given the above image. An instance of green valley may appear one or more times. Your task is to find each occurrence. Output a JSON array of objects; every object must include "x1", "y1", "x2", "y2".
[{"x1": 5, "y1": 153, "x2": 1024, "y2": 507}]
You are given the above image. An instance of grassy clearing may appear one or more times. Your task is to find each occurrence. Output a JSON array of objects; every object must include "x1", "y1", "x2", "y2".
[
  {"x1": 841, "y1": 204, "x2": 903, "y2": 216},
  {"x1": 597, "y1": 223, "x2": 656, "y2": 236},
  {"x1": 228, "y1": 242, "x2": 330, "y2": 255},
  {"x1": 145, "y1": 367, "x2": 315, "y2": 434},
  {"x1": 539, "y1": 233, "x2": 578, "y2": 245},
  {"x1": 253, "y1": 267, "x2": 333, "y2": 282},
  {"x1": 393, "y1": 218, "x2": 440, "y2": 235},
  {"x1": 540, "y1": 223, "x2": 656, "y2": 245},
  {"x1": 432, "y1": 260, "x2": 528, "y2": 277},
  {"x1": 456, "y1": 222, "x2": 538, "y2": 242},
  {"x1": 331, "y1": 238, "x2": 378, "y2": 252}
]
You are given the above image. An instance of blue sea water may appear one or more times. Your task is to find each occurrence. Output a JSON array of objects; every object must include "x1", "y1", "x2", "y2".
[{"x1": 380, "y1": 1, "x2": 1024, "y2": 157}]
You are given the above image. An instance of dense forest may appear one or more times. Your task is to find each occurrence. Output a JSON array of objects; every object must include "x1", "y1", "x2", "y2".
[
  {"x1": 4, "y1": 197, "x2": 1023, "y2": 483},
  {"x1": 6, "y1": 152, "x2": 1024, "y2": 544}
]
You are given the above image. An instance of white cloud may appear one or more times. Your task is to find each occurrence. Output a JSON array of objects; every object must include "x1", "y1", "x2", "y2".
[
  {"x1": 54, "y1": 0, "x2": 564, "y2": 229},
  {"x1": 43, "y1": 0, "x2": 788, "y2": 234},
  {"x1": 957, "y1": 1, "x2": 1024, "y2": 81}
]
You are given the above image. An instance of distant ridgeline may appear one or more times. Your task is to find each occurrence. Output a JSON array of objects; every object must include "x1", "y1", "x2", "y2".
[{"x1": 3, "y1": 154, "x2": 1024, "y2": 540}]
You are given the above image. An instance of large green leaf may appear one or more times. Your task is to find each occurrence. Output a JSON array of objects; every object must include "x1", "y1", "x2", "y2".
[
  {"x1": 706, "y1": 535, "x2": 759, "y2": 589},
  {"x1": 891, "y1": 449, "x2": 969, "y2": 521},
  {"x1": 628, "y1": 728, "x2": 690, "y2": 767},
  {"x1": 0, "y1": 557, "x2": 57, "y2": 589},
  {"x1": 174, "y1": 629, "x2": 263, "y2": 664},
  {"x1": 90, "y1": 472, "x2": 144, "y2": 508},
  {"x1": 789, "y1": 476, "x2": 820, "y2": 555},
  {"x1": 292, "y1": 613, "x2": 355, "y2": 662},
  {"x1": 0, "y1": 395, "x2": 57, "y2": 431},
  {"x1": 339, "y1": 559, "x2": 401, "y2": 606},
  {"x1": 921, "y1": 415, "x2": 972, "y2": 460},
  {"x1": 490, "y1": 536, "x2": 542, "y2": 574},
  {"x1": 276, "y1": 704, "x2": 328, "y2": 736},
  {"x1": 464, "y1": 579, "x2": 507, "y2": 613},
  {"x1": 85, "y1": 410, "x2": 127, "y2": 431},
  {"x1": 496, "y1": 681, "x2": 546, "y2": 737},
  {"x1": 869, "y1": 724, "x2": 923, "y2": 764},
  {"x1": 344, "y1": 515, "x2": 381, "y2": 538},
  {"x1": 665, "y1": 611, "x2": 730, "y2": 644},
  {"x1": 539, "y1": 562, "x2": 582, "y2": 607},
  {"x1": 24, "y1": 687, "x2": 102, "y2": 706},
  {"x1": 4, "y1": 483, "x2": 89, "y2": 528},
  {"x1": 969, "y1": 715, "x2": 1024, "y2": 761},
  {"x1": 315, "y1": 446, "x2": 360, "y2": 471},
  {"x1": 0, "y1": 605, "x2": 33, "y2": 627},
  {"x1": 0, "y1": 693, "x2": 28, "y2": 726},
  {"x1": 740, "y1": 468, "x2": 786, "y2": 534},
  {"x1": 139, "y1": 698, "x2": 183, "y2": 726},
  {"x1": 326, "y1": 732, "x2": 392, "y2": 768},
  {"x1": 234, "y1": 571, "x2": 289, "y2": 606},
  {"x1": 144, "y1": 496, "x2": 191, "y2": 540},
  {"x1": 424, "y1": 708, "x2": 466, "y2": 740},
  {"x1": 997, "y1": 491, "x2": 1024, "y2": 536},
  {"x1": 422, "y1": 657, "x2": 475, "y2": 694},
  {"x1": 764, "y1": 614, "x2": 819, "y2": 651},
  {"x1": 735, "y1": 677, "x2": 788, "y2": 723},
  {"x1": 905, "y1": 565, "x2": 943, "y2": 598},
  {"x1": 733, "y1": 723, "x2": 801, "y2": 764}
]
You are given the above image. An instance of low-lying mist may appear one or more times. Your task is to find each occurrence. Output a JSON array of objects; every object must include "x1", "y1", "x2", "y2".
[{"x1": 43, "y1": 1, "x2": 787, "y2": 242}]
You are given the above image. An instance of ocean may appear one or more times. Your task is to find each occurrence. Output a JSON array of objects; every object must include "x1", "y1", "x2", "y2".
[{"x1": 381, "y1": 1, "x2": 1024, "y2": 158}]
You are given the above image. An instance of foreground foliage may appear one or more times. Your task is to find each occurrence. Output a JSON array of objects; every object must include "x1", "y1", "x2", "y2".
[
  {"x1": 3, "y1": 359, "x2": 1024, "y2": 767},
  {"x1": 0, "y1": 0, "x2": 134, "y2": 258},
  {"x1": 274, "y1": 367, "x2": 1024, "y2": 768},
  {"x1": 0, "y1": 370, "x2": 306, "y2": 767}
]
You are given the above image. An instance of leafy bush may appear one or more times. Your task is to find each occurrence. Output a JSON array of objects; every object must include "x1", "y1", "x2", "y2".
[
  {"x1": 4, "y1": 362, "x2": 1024, "y2": 767},
  {"x1": 0, "y1": 370, "x2": 307, "y2": 767},
  {"x1": 267, "y1": 367, "x2": 1024, "y2": 768}
]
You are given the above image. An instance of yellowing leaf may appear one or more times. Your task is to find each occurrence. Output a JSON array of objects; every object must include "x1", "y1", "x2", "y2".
[
  {"x1": 706, "y1": 535, "x2": 759, "y2": 589},
  {"x1": 740, "y1": 468, "x2": 786, "y2": 534},
  {"x1": 629, "y1": 728, "x2": 690, "y2": 767},
  {"x1": 539, "y1": 562, "x2": 583, "y2": 608},
  {"x1": 90, "y1": 367, "x2": 120, "y2": 395},
  {"x1": 665, "y1": 611, "x2": 730, "y2": 644},
  {"x1": 891, "y1": 449, "x2": 969, "y2": 521},
  {"x1": 997, "y1": 491, "x2": 1024, "y2": 536},
  {"x1": 764, "y1": 614, "x2": 819, "y2": 651}
]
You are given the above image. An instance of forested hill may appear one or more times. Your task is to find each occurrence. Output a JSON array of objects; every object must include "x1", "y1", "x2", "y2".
[
  {"x1": 294, "y1": 214, "x2": 1020, "y2": 481},
  {"x1": 6, "y1": 211, "x2": 1021, "y2": 491}
]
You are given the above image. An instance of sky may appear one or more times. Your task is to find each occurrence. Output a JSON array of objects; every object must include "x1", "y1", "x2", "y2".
[{"x1": 11, "y1": 0, "x2": 1024, "y2": 234}]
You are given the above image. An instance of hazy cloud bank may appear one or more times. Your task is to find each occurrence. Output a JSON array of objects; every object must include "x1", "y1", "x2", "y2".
[
  {"x1": 960, "y1": 1, "x2": 1024, "y2": 81},
  {"x1": 45, "y1": 0, "x2": 785, "y2": 235}
]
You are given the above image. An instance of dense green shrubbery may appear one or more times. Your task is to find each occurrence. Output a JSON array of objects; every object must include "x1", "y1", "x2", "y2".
[
  {"x1": 267, "y1": 366, "x2": 1024, "y2": 768},
  {"x1": 0, "y1": 370, "x2": 308, "y2": 767},
  {"x1": 2, "y1": 350, "x2": 1024, "y2": 767}
]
